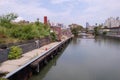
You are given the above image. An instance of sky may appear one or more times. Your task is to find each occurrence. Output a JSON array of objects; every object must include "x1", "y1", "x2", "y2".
[{"x1": 0, "y1": 0, "x2": 120, "y2": 27}]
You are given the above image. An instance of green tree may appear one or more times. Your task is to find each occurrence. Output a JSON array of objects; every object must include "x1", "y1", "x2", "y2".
[
  {"x1": 77, "y1": 25, "x2": 83, "y2": 31},
  {"x1": 0, "y1": 13, "x2": 18, "y2": 28},
  {"x1": 70, "y1": 24, "x2": 83, "y2": 36},
  {"x1": 94, "y1": 27, "x2": 99, "y2": 36},
  {"x1": 93, "y1": 24, "x2": 103, "y2": 36},
  {"x1": 70, "y1": 27, "x2": 79, "y2": 36}
]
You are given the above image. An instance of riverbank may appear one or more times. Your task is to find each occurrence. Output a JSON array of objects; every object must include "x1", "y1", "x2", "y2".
[
  {"x1": 107, "y1": 35, "x2": 120, "y2": 39},
  {"x1": 0, "y1": 37, "x2": 72, "y2": 79},
  {"x1": 98, "y1": 35, "x2": 120, "y2": 40},
  {"x1": 0, "y1": 42, "x2": 58, "y2": 75}
]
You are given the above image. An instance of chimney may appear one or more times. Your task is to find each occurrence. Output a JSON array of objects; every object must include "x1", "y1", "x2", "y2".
[{"x1": 44, "y1": 16, "x2": 47, "y2": 24}]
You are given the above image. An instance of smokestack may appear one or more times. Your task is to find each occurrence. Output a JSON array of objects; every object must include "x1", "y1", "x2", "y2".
[{"x1": 44, "y1": 16, "x2": 47, "y2": 24}]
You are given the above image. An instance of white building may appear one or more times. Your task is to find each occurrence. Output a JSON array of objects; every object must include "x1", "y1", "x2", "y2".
[{"x1": 104, "y1": 17, "x2": 120, "y2": 28}]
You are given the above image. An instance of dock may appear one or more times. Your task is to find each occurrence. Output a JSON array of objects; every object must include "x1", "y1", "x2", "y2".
[{"x1": 0, "y1": 37, "x2": 72, "y2": 80}]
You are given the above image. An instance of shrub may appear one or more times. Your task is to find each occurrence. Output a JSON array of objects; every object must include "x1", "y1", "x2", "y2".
[
  {"x1": 0, "y1": 78, "x2": 8, "y2": 80},
  {"x1": 9, "y1": 23, "x2": 50, "y2": 40},
  {"x1": 0, "y1": 13, "x2": 51, "y2": 43},
  {"x1": 103, "y1": 31, "x2": 107, "y2": 35},
  {"x1": 0, "y1": 27, "x2": 7, "y2": 35},
  {"x1": 50, "y1": 32, "x2": 57, "y2": 41},
  {"x1": 8, "y1": 46, "x2": 22, "y2": 59},
  {"x1": 9, "y1": 24, "x2": 35, "y2": 40}
]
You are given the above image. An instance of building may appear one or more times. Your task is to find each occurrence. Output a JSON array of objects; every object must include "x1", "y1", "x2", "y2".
[
  {"x1": 62, "y1": 28, "x2": 72, "y2": 38},
  {"x1": 105, "y1": 26, "x2": 120, "y2": 36},
  {"x1": 86, "y1": 22, "x2": 90, "y2": 28},
  {"x1": 104, "y1": 17, "x2": 120, "y2": 28},
  {"x1": 50, "y1": 26, "x2": 62, "y2": 41},
  {"x1": 99, "y1": 17, "x2": 120, "y2": 37}
]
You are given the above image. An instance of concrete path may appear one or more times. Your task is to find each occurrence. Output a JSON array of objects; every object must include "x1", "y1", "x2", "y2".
[{"x1": 0, "y1": 42, "x2": 60, "y2": 75}]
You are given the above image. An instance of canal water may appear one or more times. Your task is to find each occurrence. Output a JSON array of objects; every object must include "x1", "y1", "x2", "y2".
[{"x1": 30, "y1": 37, "x2": 120, "y2": 80}]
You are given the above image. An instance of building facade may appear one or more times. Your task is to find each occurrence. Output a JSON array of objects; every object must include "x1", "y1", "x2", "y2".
[{"x1": 104, "y1": 17, "x2": 120, "y2": 28}]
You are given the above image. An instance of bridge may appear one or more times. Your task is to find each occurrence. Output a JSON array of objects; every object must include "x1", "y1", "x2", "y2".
[{"x1": 78, "y1": 32, "x2": 95, "y2": 39}]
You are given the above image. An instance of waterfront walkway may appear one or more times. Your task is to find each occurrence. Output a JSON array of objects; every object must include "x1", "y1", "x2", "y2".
[{"x1": 0, "y1": 40, "x2": 62, "y2": 76}]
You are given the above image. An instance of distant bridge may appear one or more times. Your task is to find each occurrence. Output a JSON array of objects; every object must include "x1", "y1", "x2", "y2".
[{"x1": 78, "y1": 32, "x2": 94, "y2": 39}]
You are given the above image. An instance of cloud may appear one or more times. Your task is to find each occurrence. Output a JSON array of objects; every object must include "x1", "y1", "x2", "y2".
[
  {"x1": 14, "y1": 17, "x2": 24, "y2": 22},
  {"x1": 77, "y1": 0, "x2": 120, "y2": 25},
  {"x1": 0, "y1": 0, "x2": 71, "y2": 22},
  {"x1": 50, "y1": 0, "x2": 70, "y2": 4},
  {"x1": 0, "y1": 0, "x2": 120, "y2": 26}
]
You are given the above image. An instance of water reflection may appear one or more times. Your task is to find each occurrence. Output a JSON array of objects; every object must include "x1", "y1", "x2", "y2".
[
  {"x1": 94, "y1": 36, "x2": 120, "y2": 49},
  {"x1": 72, "y1": 37, "x2": 79, "y2": 45},
  {"x1": 30, "y1": 44, "x2": 69, "y2": 80},
  {"x1": 30, "y1": 37, "x2": 120, "y2": 80}
]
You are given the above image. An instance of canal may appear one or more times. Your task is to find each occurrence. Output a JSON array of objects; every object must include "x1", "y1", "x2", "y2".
[{"x1": 30, "y1": 37, "x2": 120, "y2": 80}]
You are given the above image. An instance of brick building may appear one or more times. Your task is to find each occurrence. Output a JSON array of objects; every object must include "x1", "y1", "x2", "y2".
[{"x1": 50, "y1": 26, "x2": 62, "y2": 41}]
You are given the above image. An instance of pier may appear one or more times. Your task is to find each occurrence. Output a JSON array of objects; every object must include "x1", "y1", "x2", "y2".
[{"x1": 0, "y1": 37, "x2": 72, "y2": 80}]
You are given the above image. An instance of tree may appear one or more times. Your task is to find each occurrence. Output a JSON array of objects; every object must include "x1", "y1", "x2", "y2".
[
  {"x1": 71, "y1": 27, "x2": 79, "y2": 36},
  {"x1": 77, "y1": 25, "x2": 84, "y2": 31},
  {"x1": 0, "y1": 13, "x2": 18, "y2": 28},
  {"x1": 70, "y1": 25, "x2": 83, "y2": 36},
  {"x1": 94, "y1": 27, "x2": 99, "y2": 36},
  {"x1": 35, "y1": 18, "x2": 40, "y2": 25}
]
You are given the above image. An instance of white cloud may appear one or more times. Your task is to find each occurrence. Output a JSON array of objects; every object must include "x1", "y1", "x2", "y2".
[
  {"x1": 77, "y1": 0, "x2": 120, "y2": 26},
  {"x1": 50, "y1": 0, "x2": 70, "y2": 4},
  {"x1": 14, "y1": 17, "x2": 24, "y2": 22},
  {"x1": 0, "y1": 0, "x2": 120, "y2": 26},
  {"x1": 0, "y1": 0, "x2": 71, "y2": 22}
]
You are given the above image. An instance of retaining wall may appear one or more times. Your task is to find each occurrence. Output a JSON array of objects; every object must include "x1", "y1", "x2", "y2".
[
  {"x1": 0, "y1": 37, "x2": 51, "y2": 63},
  {"x1": 0, "y1": 49, "x2": 9, "y2": 63}
]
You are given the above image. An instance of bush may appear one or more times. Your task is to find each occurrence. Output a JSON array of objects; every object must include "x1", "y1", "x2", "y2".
[
  {"x1": 9, "y1": 23, "x2": 50, "y2": 40},
  {"x1": 8, "y1": 46, "x2": 22, "y2": 59},
  {"x1": 103, "y1": 31, "x2": 107, "y2": 35},
  {"x1": 0, "y1": 27, "x2": 7, "y2": 35},
  {"x1": 0, "y1": 13, "x2": 51, "y2": 43},
  {"x1": 0, "y1": 78, "x2": 8, "y2": 80},
  {"x1": 50, "y1": 32, "x2": 57, "y2": 41},
  {"x1": 9, "y1": 24, "x2": 34, "y2": 40}
]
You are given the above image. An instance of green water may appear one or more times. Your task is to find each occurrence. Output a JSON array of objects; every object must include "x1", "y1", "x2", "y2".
[{"x1": 30, "y1": 37, "x2": 120, "y2": 80}]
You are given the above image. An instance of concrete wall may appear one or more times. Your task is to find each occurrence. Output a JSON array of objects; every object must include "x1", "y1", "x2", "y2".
[
  {"x1": 19, "y1": 42, "x2": 37, "y2": 54},
  {"x1": 0, "y1": 37, "x2": 51, "y2": 63},
  {"x1": 0, "y1": 49, "x2": 9, "y2": 63}
]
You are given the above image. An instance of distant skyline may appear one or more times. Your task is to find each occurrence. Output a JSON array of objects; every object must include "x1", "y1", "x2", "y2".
[{"x1": 0, "y1": 0, "x2": 120, "y2": 27}]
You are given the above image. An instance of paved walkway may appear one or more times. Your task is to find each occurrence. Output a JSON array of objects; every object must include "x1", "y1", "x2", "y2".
[{"x1": 0, "y1": 41, "x2": 60, "y2": 75}]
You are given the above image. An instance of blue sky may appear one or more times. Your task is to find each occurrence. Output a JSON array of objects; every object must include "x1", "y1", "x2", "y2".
[{"x1": 0, "y1": 0, "x2": 120, "y2": 27}]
